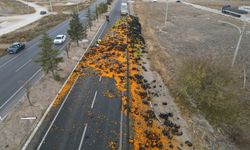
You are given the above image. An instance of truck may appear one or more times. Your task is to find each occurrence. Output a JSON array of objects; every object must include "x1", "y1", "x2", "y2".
[
  {"x1": 222, "y1": 5, "x2": 248, "y2": 18},
  {"x1": 121, "y1": 2, "x2": 128, "y2": 15}
]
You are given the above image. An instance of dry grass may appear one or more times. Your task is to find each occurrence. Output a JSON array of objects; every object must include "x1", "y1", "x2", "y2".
[{"x1": 0, "y1": 0, "x2": 35, "y2": 15}]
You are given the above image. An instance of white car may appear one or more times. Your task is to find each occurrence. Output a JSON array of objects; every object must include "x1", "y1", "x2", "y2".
[{"x1": 54, "y1": 34, "x2": 66, "y2": 44}]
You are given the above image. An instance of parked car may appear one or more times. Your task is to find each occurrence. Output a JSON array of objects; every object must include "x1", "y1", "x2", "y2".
[
  {"x1": 7, "y1": 42, "x2": 25, "y2": 54},
  {"x1": 222, "y1": 5, "x2": 248, "y2": 18},
  {"x1": 40, "y1": 10, "x2": 47, "y2": 15},
  {"x1": 53, "y1": 35, "x2": 66, "y2": 44},
  {"x1": 176, "y1": 0, "x2": 181, "y2": 2}
]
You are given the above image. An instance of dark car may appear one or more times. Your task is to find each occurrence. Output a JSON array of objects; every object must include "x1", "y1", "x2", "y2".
[
  {"x1": 40, "y1": 10, "x2": 47, "y2": 15},
  {"x1": 176, "y1": 0, "x2": 181, "y2": 2},
  {"x1": 7, "y1": 42, "x2": 25, "y2": 54}
]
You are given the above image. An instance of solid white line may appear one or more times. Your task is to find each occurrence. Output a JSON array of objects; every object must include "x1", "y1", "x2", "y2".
[
  {"x1": 99, "y1": 76, "x2": 102, "y2": 82},
  {"x1": 119, "y1": 111, "x2": 123, "y2": 150},
  {"x1": 36, "y1": 76, "x2": 79, "y2": 150},
  {"x1": 0, "y1": 68, "x2": 42, "y2": 111},
  {"x1": 0, "y1": 55, "x2": 20, "y2": 69},
  {"x1": 97, "y1": 22, "x2": 107, "y2": 40},
  {"x1": 15, "y1": 59, "x2": 32, "y2": 72},
  {"x1": 0, "y1": 114, "x2": 8, "y2": 121},
  {"x1": 91, "y1": 91, "x2": 98, "y2": 109},
  {"x1": 78, "y1": 123, "x2": 88, "y2": 150},
  {"x1": 22, "y1": 15, "x2": 106, "y2": 150}
]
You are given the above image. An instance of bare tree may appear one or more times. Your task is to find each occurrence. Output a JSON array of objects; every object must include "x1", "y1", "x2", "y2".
[
  {"x1": 23, "y1": 81, "x2": 33, "y2": 106},
  {"x1": 65, "y1": 39, "x2": 72, "y2": 58}
]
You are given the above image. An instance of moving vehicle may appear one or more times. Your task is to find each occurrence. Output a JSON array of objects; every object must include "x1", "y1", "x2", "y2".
[
  {"x1": 53, "y1": 34, "x2": 66, "y2": 44},
  {"x1": 7, "y1": 42, "x2": 25, "y2": 54},
  {"x1": 40, "y1": 10, "x2": 47, "y2": 15},
  {"x1": 121, "y1": 2, "x2": 128, "y2": 15},
  {"x1": 222, "y1": 5, "x2": 248, "y2": 18}
]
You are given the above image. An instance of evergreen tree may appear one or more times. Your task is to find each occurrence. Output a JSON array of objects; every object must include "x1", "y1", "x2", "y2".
[
  {"x1": 35, "y1": 33, "x2": 63, "y2": 80},
  {"x1": 67, "y1": 11, "x2": 84, "y2": 46}
]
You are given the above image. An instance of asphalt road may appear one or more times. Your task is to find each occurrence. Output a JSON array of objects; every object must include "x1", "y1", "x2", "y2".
[
  {"x1": 0, "y1": 0, "x2": 115, "y2": 118},
  {"x1": 21, "y1": 0, "x2": 127, "y2": 149},
  {"x1": 36, "y1": 76, "x2": 122, "y2": 150}
]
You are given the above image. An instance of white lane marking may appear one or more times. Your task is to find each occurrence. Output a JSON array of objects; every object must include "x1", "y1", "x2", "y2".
[
  {"x1": 22, "y1": 13, "x2": 105, "y2": 150},
  {"x1": 99, "y1": 76, "x2": 102, "y2": 82},
  {"x1": 97, "y1": 22, "x2": 107, "y2": 40},
  {"x1": 78, "y1": 123, "x2": 88, "y2": 150},
  {"x1": 22, "y1": 18, "x2": 106, "y2": 150},
  {"x1": 36, "y1": 76, "x2": 79, "y2": 150},
  {"x1": 0, "y1": 114, "x2": 7, "y2": 121},
  {"x1": 91, "y1": 91, "x2": 98, "y2": 109},
  {"x1": 15, "y1": 59, "x2": 32, "y2": 72},
  {"x1": 119, "y1": 111, "x2": 123, "y2": 150},
  {"x1": 20, "y1": 117, "x2": 37, "y2": 120},
  {"x1": 0, "y1": 68, "x2": 41, "y2": 111},
  {"x1": 0, "y1": 55, "x2": 20, "y2": 69}
]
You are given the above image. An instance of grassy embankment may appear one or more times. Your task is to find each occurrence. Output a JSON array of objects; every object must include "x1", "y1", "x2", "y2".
[{"x1": 172, "y1": 57, "x2": 250, "y2": 148}]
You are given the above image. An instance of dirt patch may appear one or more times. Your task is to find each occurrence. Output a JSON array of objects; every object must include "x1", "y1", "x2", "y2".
[{"x1": 0, "y1": 0, "x2": 35, "y2": 16}]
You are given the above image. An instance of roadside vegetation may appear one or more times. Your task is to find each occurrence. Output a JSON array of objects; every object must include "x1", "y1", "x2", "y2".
[
  {"x1": 172, "y1": 57, "x2": 250, "y2": 148},
  {"x1": 35, "y1": 33, "x2": 63, "y2": 81},
  {"x1": 68, "y1": 11, "x2": 87, "y2": 46}
]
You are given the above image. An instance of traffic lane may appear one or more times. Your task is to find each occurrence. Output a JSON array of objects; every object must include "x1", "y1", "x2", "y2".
[
  {"x1": 0, "y1": 0, "x2": 118, "y2": 114},
  {"x1": 38, "y1": 75, "x2": 100, "y2": 150},
  {"x1": 0, "y1": 62, "x2": 40, "y2": 107},
  {"x1": 82, "y1": 77, "x2": 122, "y2": 150},
  {"x1": 98, "y1": 0, "x2": 122, "y2": 40}
]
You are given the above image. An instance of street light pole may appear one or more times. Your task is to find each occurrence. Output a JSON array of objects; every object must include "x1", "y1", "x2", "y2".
[
  {"x1": 164, "y1": 0, "x2": 169, "y2": 25},
  {"x1": 49, "y1": 0, "x2": 53, "y2": 12},
  {"x1": 76, "y1": 0, "x2": 79, "y2": 13}
]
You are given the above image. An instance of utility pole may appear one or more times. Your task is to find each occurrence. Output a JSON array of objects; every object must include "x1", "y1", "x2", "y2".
[
  {"x1": 164, "y1": 0, "x2": 169, "y2": 25},
  {"x1": 76, "y1": 0, "x2": 79, "y2": 13},
  {"x1": 49, "y1": 0, "x2": 53, "y2": 12}
]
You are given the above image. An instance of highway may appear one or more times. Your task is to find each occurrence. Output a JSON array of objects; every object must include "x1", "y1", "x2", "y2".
[
  {"x1": 21, "y1": 0, "x2": 127, "y2": 149},
  {"x1": 35, "y1": 76, "x2": 122, "y2": 150},
  {"x1": 0, "y1": 0, "x2": 113, "y2": 119}
]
